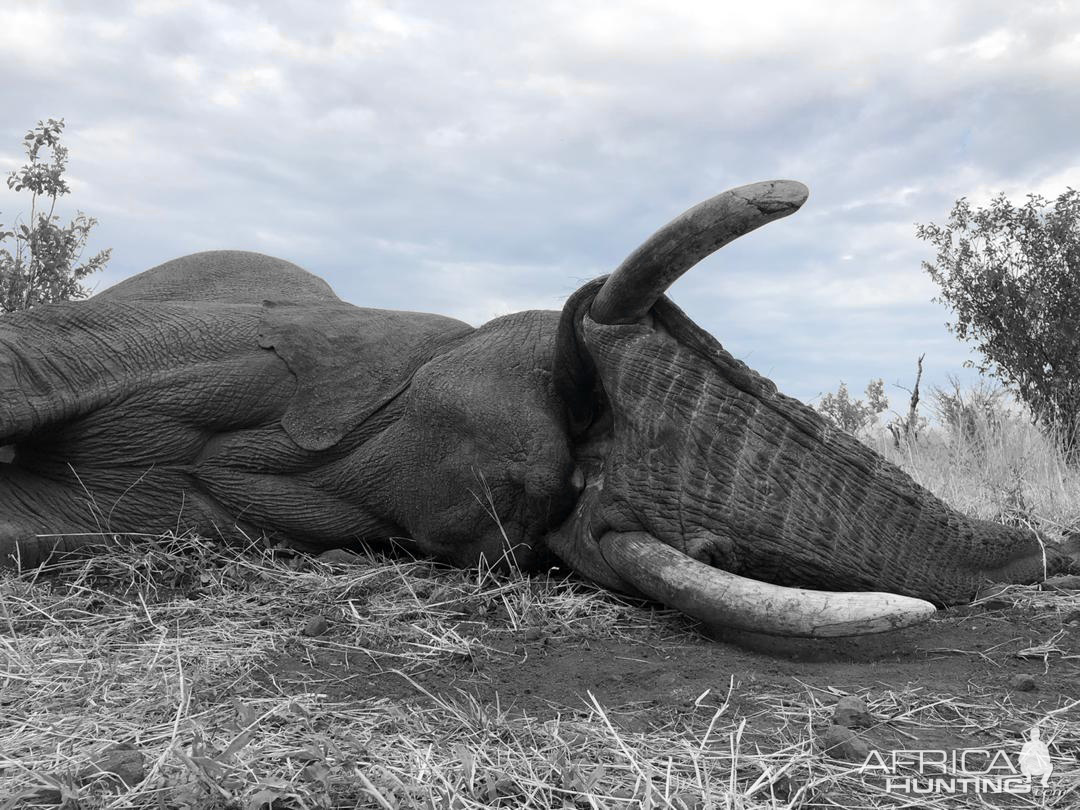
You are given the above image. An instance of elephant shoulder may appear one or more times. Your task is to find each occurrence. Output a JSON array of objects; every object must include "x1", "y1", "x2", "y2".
[{"x1": 95, "y1": 250, "x2": 341, "y2": 305}]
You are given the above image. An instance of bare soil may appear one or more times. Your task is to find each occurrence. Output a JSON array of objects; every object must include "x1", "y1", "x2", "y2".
[
  {"x1": 7, "y1": 547, "x2": 1078, "y2": 808},
  {"x1": 259, "y1": 591, "x2": 1079, "y2": 754}
]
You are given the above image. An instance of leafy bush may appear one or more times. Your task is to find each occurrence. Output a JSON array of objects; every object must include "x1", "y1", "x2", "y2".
[
  {"x1": 0, "y1": 118, "x2": 110, "y2": 313},
  {"x1": 817, "y1": 379, "x2": 888, "y2": 434},
  {"x1": 918, "y1": 189, "x2": 1080, "y2": 458}
]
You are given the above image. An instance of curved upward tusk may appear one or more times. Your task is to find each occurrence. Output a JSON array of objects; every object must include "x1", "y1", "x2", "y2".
[
  {"x1": 598, "y1": 531, "x2": 936, "y2": 637},
  {"x1": 590, "y1": 180, "x2": 809, "y2": 325}
]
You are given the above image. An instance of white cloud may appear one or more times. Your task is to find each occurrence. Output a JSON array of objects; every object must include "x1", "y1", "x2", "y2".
[
  {"x1": 963, "y1": 166, "x2": 1080, "y2": 207},
  {"x1": 1, "y1": 0, "x2": 1078, "y2": 404}
]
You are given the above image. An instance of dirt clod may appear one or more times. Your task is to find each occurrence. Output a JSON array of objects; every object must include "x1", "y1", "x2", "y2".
[
  {"x1": 1008, "y1": 673, "x2": 1037, "y2": 691},
  {"x1": 819, "y1": 724, "x2": 871, "y2": 762},
  {"x1": 766, "y1": 773, "x2": 799, "y2": 802},
  {"x1": 317, "y1": 549, "x2": 362, "y2": 565},
  {"x1": 974, "y1": 583, "x2": 1014, "y2": 608},
  {"x1": 78, "y1": 743, "x2": 145, "y2": 788},
  {"x1": 303, "y1": 615, "x2": 330, "y2": 637},
  {"x1": 673, "y1": 792, "x2": 704, "y2": 809},
  {"x1": 832, "y1": 695, "x2": 872, "y2": 728}
]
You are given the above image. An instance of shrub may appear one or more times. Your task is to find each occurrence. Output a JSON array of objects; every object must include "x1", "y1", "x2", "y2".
[
  {"x1": 0, "y1": 118, "x2": 110, "y2": 313},
  {"x1": 918, "y1": 189, "x2": 1080, "y2": 459},
  {"x1": 817, "y1": 379, "x2": 888, "y2": 434}
]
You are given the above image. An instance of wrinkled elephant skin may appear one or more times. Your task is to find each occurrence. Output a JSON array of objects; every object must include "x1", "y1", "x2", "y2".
[{"x1": 1, "y1": 181, "x2": 1075, "y2": 638}]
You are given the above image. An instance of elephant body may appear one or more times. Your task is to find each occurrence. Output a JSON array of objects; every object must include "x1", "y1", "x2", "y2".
[
  {"x1": 1, "y1": 251, "x2": 576, "y2": 572},
  {"x1": 2, "y1": 182, "x2": 1075, "y2": 638}
]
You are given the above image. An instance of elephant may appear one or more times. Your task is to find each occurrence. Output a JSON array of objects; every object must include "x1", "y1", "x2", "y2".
[{"x1": 1, "y1": 180, "x2": 1075, "y2": 638}]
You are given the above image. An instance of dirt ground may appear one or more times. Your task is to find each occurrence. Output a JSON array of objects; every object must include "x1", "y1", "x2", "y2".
[
  {"x1": 261, "y1": 591, "x2": 1080, "y2": 755},
  {"x1": 6, "y1": 546, "x2": 1079, "y2": 808}
]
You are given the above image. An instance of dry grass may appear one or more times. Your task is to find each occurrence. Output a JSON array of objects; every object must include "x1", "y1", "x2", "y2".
[
  {"x1": 868, "y1": 403, "x2": 1080, "y2": 537},
  {"x1": 0, "y1": 539, "x2": 692, "y2": 809},
  {"x1": 2, "y1": 390, "x2": 1079, "y2": 808},
  {"x1": 2, "y1": 537, "x2": 1077, "y2": 808}
]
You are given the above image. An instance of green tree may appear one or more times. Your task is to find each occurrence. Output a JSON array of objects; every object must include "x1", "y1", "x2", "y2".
[
  {"x1": 0, "y1": 118, "x2": 110, "y2": 312},
  {"x1": 918, "y1": 189, "x2": 1080, "y2": 458},
  {"x1": 817, "y1": 379, "x2": 888, "y2": 434}
]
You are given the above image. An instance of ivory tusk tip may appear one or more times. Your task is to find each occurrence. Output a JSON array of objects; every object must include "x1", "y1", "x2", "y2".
[
  {"x1": 598, "y1": 531, "x2": 939, "y2": 638},
  {"x1": 772, "y1": 179, "x2": 810, "y2": 206},
  {"x1": 805, "y1": 593, "x2": 937, "y2": 637},
  {"x1": 742, "y1": 180, "x2": 809, "y2": 215}
]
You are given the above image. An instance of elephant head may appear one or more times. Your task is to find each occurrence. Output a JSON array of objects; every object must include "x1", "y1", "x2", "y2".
[
  {"x1": 1, "y1": 181, "x2": 1074, "y2": 639},
  {"x1": 523, "y1": 181, "x2": 1074, "y2": 636}
]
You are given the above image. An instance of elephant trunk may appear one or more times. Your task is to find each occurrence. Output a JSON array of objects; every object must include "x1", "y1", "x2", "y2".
[{"x1": 584, "y1": 298, "x2": 1061, "y2": 606}]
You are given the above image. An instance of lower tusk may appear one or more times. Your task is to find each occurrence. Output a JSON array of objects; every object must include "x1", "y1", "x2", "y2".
[{"x1": 598, "y1": 531, "x2": 937, "y2": 637}]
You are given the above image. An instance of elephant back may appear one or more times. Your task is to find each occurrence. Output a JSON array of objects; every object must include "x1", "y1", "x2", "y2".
[{"x1": 96, "y1": 250, "x2": 340, "y2": 305}]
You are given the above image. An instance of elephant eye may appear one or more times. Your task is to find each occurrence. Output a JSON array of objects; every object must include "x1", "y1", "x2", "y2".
[{"x1": 0, "y1": 445, "x2": 13, "y2": 464}]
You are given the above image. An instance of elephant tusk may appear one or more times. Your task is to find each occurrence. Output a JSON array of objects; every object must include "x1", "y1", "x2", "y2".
[
  {"x1": 590, "y1": 180, "x2": 809, "y2": 325},
  {"x1": 597, "y1": 531, "x2": 937, "y2": 637}
]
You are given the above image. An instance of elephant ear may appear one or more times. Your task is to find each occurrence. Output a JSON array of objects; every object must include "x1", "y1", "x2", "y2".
[
  {"x1": 258, "y1": 302, "x2": 473, "y2": 451},
  {"x1": 95, "y1": 250, "x2": 340, "y2": 305}
]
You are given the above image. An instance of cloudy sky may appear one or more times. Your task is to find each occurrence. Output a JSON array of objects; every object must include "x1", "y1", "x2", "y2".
[{"x1": 2, "y1": 1, "x2": 1078, "y2": 410}]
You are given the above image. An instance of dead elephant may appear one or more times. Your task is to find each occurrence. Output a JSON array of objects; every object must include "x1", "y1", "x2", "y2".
[{"x1": 1, "y1": 180, "x2": 1075, "y2": 638}]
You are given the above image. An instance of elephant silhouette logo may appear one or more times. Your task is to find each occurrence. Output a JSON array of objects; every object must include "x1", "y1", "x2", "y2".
[{"x1": 1018, "y1": 725, "x2": 1053, "y2": 788}]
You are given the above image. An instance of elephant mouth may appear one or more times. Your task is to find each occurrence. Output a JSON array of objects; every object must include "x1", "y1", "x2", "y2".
[{"x1": 547, "y1": 180, "x2": 938, "y2": 638}]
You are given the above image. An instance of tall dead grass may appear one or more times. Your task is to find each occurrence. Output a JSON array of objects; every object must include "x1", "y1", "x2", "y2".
[{"x1": 868, "y1": 392, "x2": 1080, "y2": 538}]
